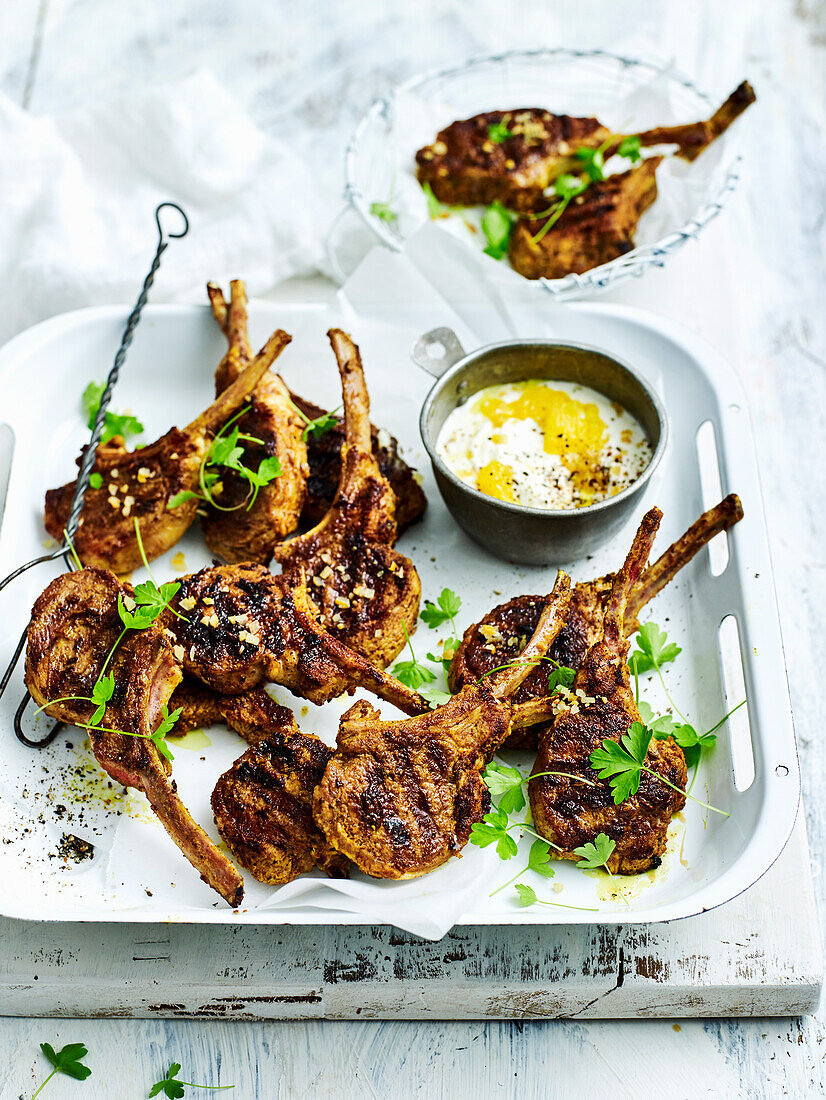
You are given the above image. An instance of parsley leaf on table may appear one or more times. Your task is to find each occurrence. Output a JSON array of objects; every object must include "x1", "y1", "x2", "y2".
[
  {"x1": 420, "y1": 588, "x2": 462, "y2": 630},
  {"x1": 572, "y1": 832, "x2": 616, "y2": 870},
  {"x1": 628, "y1": 622, "x2": 682, "y2": 675},
  {"x1": 482, "y1": 762, "x2": 526, "y2": 815},
  {"x1": 82, "y1": 381, "x2": 144, "y2": 444},
  {"x1": 32, "y1": 1042, "x2": 91, "y2": 1098},
  {"x1": 392, "y1": 627, "x2": 436, "y2": 690},
  {"x1": 149, "y1": 1061, "x2": 235, "y2": 1098},
  {"x1": 469, "y1": 808, "x2": 519, "y2": 860},
  {"x1": 514, "y1": 883, "x2": 539, "y2": 907}
]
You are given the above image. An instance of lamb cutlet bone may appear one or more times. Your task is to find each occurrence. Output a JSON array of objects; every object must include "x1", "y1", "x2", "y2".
[
  {"x1": 162, "y1": 562, "x2": 427, "y2": 715},
  {"x1": 449, "y1": 494, "x2": 744, "y2": 748},
  {"x1": 529, "y1": 508, "x2": 688, "y2": 874},
  {"x1": 24, "y1": 568, "x2": 244, "y2": 906},
  {"x1": 312, "y1": 571, "x2": 571, "y2": 880},
  {"x1": 44, "y1": 330, "x2": 290, "y2": 573},
  {"x1": 271, "y1": 329, "x2": 421, "y2": 670},
  {"x1": 200, "y1": 281, "x2": 309, "y2": 564}
]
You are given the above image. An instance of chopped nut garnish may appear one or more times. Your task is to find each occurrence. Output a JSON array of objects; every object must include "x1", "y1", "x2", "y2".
[
  {"x1": 108, "y1": 483, "x2": 117, "y2": 495},
  {"x1": 202, "y1": 597, "x2": 214, "y2": 605},
  {"x1": 320, "y1": 565, "x2": 333, "y2": 579},
  {"x1": 334, "y1": 596, "x2": 351, "y2": 609},
  {"x1": 180, "y1": 596, "x2": 196, "y2": 611},
  {"x1": 312, "y1": 576, "x2": 324, "y2": 587},
  {"x1": 122, "y1": 595, "x2": 136, "y2": 612},
  {"x1": 173, "y1": 645, "x2": 185, "y2": 661},
  {"x1": 108, "y1": 496, "x2": 121, "y2": 510},
  {"x1": 353, "y1": 585, "x2": 375, "y2": 599},
  {"x1": 432, "y1": 140, "x2": 448, "y2": 155}
]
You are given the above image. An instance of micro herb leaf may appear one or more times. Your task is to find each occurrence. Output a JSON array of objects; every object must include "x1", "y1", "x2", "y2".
[
  {"x1": 391, "y1": 659, "x2": 436, "y2": 690},
  {"x1": 426, "y1": 637, "x2": 458, "y2": 676},
  {"x1": 628, "y1": 622, "x2": 681, "y2": 675},
  {"x1": 574, "y1": 145, "x2": 606, "y2": 181},
  {"x1": 149, "y1": 1061, "x2": 235, "y2": 1098},
  {"x1": 90, "y1": 672, "x2": 115, "y2": 726},
  {"x1": 515, "y1": 882, "x2": 538, "y2": 907},
  {"x1": 554, "y1": 172, "x2": 590, "y2": 200},
  {"x1": 548, "y1": 661, "x2": 575, "y2": 695},
  {"x1": 420, "y1": 687, "x2": 452, "y2": 709},
  {"x1": 589, "y1": 721, "x2": 653, "y2": 805},
  {"x1": 149, "y1": 705, "x2": 180, "y2": 764},
  {"x1": 527, "y1": 838, "x2": 555, "y2": 878},
  {"x1": 617, "y1": 134, "x2": 642, "y2": 163},
  {"x1": 469, "y1": 809, "x2": 518, "y2": 860},
  {"x1": 168, "y1": 490, "x2": 202, "y2": 509},
  {"x1": 422, "y1": 181, "x2": 449, "y2": 218},
  {"x1": 573, "y1": 832, "x2": 616, "y2": 871},
  {"x1": 82, "y1": 381, "x2": 144, "y2": 444},
  {"x1": 482, "y1": 762, "x2": 526, "y2": 816},
  {"x1": 420, "y1": 588, "x2": 462, "y2": 630},
  {"x1": 301, "y1": 408, "x2": 340, "y2": 442},
  {"x1": 89, "y1": 472, "x2": 103, "y2": 490},
  {"x1": 370, "y1": 201, "x2": 397, "y2": 223},
  {"x1": 32, "y1": 1042, "x2": 91, "y2": 1098},
  {"x1": 118, "y1": 593, "x2": 160, "y2": 631},
  {"x1": 133, "y1": 579, "x2": 180, "y2": 618},
  {"x1": 481, "y1": 201, "x2": 516, "y2": 260},
  {"x1": 487, "y1": 121, "x2": 513, "y2": 143}
]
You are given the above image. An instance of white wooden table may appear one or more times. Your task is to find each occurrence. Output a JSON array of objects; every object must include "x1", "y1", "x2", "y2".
[{"x1": 1, "y1": 2, "x2": 824, "y2": 1097}]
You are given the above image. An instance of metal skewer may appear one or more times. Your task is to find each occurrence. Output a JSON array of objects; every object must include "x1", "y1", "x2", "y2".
[{"x1": 0, "y1": 201, "x2": 189, "y2": 747}]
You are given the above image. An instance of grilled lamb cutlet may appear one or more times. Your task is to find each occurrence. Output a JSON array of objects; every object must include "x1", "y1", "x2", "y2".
[
  {"x1": 213, "y1": 731, "x2": 350, "y2": 886},
  {"x1": 200, "y1": 281, "x2": 308, "y2": 563},
  {"x1": 450, "y1": 495, "x2": 744, "y2": 750},
  {"x1": 416, "y1": 84, "x2": 755, "y2": 213},
  {"x1": 529, "y1": 509, "x2": 687, "y2": 874},
  {"x1": 25, "y1": 568, "x2": 244, "y2": 906},
  {"x1": 509, "y1": 156, "x2": 661, "y2": 280},
  {"x1": 162, "y1": 562, "x2": 427, "y2": 715},
  {"x1": 416, "y1": 109, "x2": 609, "y2": 212},
  {"x1": 313, "y1": 572, "x2": 571, "y2": 879},
  {"x1": 169, "y1": 677, "x2": 299, "y2": 744},
  {"x1": 44, "y1": 332, "x2": 289, "y2": 573},
  {"x1": 290, "y1": 391, "x2": 427, "y2": 533},
  {"x1": 272, "y1": 329, "x2": 421, "y2": 670}
]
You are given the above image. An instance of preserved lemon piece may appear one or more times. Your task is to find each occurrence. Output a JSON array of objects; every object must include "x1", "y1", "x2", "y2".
[{"x1": 477, "y1": 460, "x2": 515, "y2": 502}]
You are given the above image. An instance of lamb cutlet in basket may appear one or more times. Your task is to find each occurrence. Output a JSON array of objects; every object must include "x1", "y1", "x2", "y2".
[
  {"x1": 161, "y1": 562, "x2": 426, "y2": 714},
  {"x1": 200, "y1": 281, "x2": 309, "y2": 564},
  {"x1": 25, "y1": 568, "x2": 245, "y2": 906},
  {"x1": 312, "y1": 572, "x2": 571, "y2": 880},
  {"x1": 44, "y1": 329, "x2": 290, "y2": 573},
  {"x1": 508, "y1": 156, "x2": 662, "y2": 280},
  {"x1": 271, "y1": 329, "x2": 421, "y2": 671},
  {"x1": 529, "y1": 508, "x2": 688, "y2": 874},
  {"x1": 449, "y1": 494, "x2": 743, "y2": 750},
  {"x1": 416, "y1": 83, "x2": 755, "y2": 214}
]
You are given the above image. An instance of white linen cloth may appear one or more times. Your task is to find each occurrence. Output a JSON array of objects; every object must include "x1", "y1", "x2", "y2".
[{"x1": 0, "y1": 69, "x2": 326, "y2": 342}]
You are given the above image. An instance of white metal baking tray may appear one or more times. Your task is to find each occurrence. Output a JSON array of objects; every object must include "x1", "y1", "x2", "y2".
[{"x1": 0, "y1": 298, "x2": 799, "y2": 928}]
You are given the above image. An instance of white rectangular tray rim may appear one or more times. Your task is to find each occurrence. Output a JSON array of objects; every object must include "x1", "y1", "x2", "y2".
[{"x1": 0, "y1": 298, "x2": 801, "y2": 928}]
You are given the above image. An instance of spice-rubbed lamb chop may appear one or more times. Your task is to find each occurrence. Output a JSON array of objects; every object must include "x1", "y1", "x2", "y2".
[
  {"x1": 312, "y1": 572, "x2": 571, "y2": 879},
  {"x1": 162, "y1": 562, "x2": 427, "y2": 714},
  {"x1": 450, "y1": 494, "x2": 743, "y2": 750},
  {"x1": 416, "y1": 83, "x2": 755, "y2": 213},
  {"x1": 25, "y1": 568, "x2": 244, "y2": 906},
  {"x1": 169, "y1": 676, "x2": 299, "y2": 744},
  {"x1": 272, "y1": 330, "x2": 421, "y2": 669},
  {"x1": 529, "y1": 509, "x2": 687, "y2": 874},
  {"x1": 212, "y1": 731, "x2": 350, "y2": 886},
  {"x1": 290, "y1": 390, "x2": 427, "y2": 534},
  {"x1": 509, "y1": 156, "x2": 662, "y2": 280},
  {"x1": 44, "y1": 332, "x2": 289, "y2": 573},
  {"x1": 200, "y1": 281, "x2": 308, "y2": 563}
]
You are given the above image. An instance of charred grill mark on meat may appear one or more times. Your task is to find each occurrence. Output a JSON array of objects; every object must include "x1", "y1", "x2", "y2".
[
  {"x1": 163, "y1": 562, "x2": 428, "y2": 715},
  {"x1": 44, "y1": 332, "x2": 290, "y2": 573},
  {"x1": 212, "y1": 731, "x2": 349, "y2": 885},
  {"x1": 273, "y1": 330, "x2": 421, "y2": 670},
  {"x1": 312, "y1": 572, "x2": 571, "y2": 880},
  {"x1": 450, "y1": 495, "x2": 743, "y2": 750},
  {"x1": 200, "y1": 281, "x2": 309, "y2": 563},
  {"x1": 529, "y1": 509, "x2": 687, "y2": 874},
  {"x1": 25, "y1": 568, "x2": 244, "y2": 906}
]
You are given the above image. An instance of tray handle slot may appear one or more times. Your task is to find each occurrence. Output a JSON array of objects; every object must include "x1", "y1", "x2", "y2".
[
  {"x1": 695, "y1": 419, "x2": 730, "y2": 576},
  {"x1": 717, "y1": 613, "x2": 754, "y2": 792}
]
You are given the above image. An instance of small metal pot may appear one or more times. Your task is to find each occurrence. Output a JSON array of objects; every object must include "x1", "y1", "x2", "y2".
[{"x1": 412, "y1": 327, "x2": 668, "y2": 565}]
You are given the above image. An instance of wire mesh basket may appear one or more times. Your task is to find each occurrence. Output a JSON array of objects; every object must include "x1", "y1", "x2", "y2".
[{"x1": 343, "y1": 48, "x2": 744, "y2": 300}]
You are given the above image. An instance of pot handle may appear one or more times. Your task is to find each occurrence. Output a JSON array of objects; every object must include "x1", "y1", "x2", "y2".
[{"x1": 410, "y1": 327, "x2": 467, "y2": 379}]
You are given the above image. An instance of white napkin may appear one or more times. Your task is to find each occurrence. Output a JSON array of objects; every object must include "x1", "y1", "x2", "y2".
[{"x1": 0, "y1": 69, "x2": 327, "y2": 342}]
